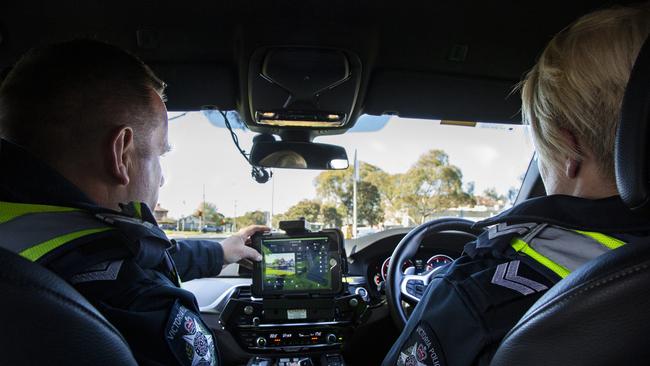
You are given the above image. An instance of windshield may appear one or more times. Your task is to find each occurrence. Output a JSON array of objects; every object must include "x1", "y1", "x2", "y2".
[{"x1": 158, "y1": 112, "x2": 534, "y2": 238}]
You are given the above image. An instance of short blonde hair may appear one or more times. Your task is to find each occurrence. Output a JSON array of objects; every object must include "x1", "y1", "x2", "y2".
[{"x1": 521, "y1": 3, "x2": 650, "y2": 182}]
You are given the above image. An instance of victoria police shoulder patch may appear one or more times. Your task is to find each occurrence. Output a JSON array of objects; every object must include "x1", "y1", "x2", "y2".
[
  {"x1": 165, "y1": 300, "x2": 217, "y2": 366},
  {"x1": 397, "y1": 322, "x2": 447, "y2": 366}
]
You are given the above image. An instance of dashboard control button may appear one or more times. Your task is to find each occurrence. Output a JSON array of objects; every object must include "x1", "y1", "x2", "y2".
[
  {"x1": 244, "y1": 305, "x2": 254, "y2": 315},
  {"x1": 348, "y1": 298, "x2": 359, "y2": 307},
  {"x1": 256, "y1": 336, "x2": 267, "y2": 347},
  {"x1": 252, "y1": 316, "x2": 261, "y2": 326},
  {"x1": 406, "y1": 279, "x2": 426, "y2": 298},
  {"x1": 326, "y1": 333, "x2": 337, "y2": 344},
  {"x1": 354, "y1": 287, "x2": 369, "y2": 302}
]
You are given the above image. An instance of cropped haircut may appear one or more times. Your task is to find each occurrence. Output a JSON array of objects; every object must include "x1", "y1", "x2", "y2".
[
  {"x1": 521, "y1": 3, "x2": 650, "y2": 183},
  {"x1": 0, "y1": 39, "x2": 166, "y2": 163}
]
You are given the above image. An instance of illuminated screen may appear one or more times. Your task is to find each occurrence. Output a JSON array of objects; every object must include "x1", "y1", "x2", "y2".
[{"x1": 261, "y1": 237, "x2": 332, "y2": 291}]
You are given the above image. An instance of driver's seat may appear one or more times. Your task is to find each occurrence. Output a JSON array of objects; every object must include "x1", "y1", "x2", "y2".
[{"x1": 490, "y1": 37, "x2": 650, "y2": 365}]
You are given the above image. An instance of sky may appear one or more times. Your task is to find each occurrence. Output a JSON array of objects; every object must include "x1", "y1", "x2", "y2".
[{"x1": 157, "y1": 112, "x2": 535, "y2": 219}]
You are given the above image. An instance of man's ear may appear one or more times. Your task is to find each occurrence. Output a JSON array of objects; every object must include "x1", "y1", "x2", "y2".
[
  {"x1": 108, "y1": 126, "x2": 135, "y2": 186},
  {"x1": 560, "y1": 128, "x2": 581, "y2": 179}
]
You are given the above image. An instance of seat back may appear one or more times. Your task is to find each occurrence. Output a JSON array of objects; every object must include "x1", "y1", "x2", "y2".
[
  {"x1": 490, "y1": 239, "x2": 650, "y2": 365},
  {"x1": 0, "y1": 247, "x2": 137, "y2": 365}
]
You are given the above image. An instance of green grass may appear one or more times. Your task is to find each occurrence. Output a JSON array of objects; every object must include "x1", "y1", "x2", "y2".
[
  {"x1": 260, "y1": 244, "x2": 331, "y2": 290},
  {"x1": 266, "y1": 268, "x2": 295, "y2": 276}
]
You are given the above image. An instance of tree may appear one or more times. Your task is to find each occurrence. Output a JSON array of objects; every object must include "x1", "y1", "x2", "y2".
[
  {"x1": 507, "y1": 187, "x2": 519, "y2": 204},
  {"x1": 315, "y1": 162, "x2": 383, "y2": 202},
  {"x1": 364, "y1": 170, "x2": 403, "y2": 215},
  {"x1": 465, "y1": 181, "x2": 476, "y2": 196},
  {"x1": 506, "y1": 173, "x2": 525, "y2": 205},
  {"x1": 321, "y1": 203, "x2": 344, "y2": 228},
  {"x1": 483, "y1": 187, "x2": 502, "y2": 201},
  {"x1": 283, "y1": 199, "x2": 321, "y2": 223},
  {"x1": 314, "y1": 170, "x2": 349, "y2": 204},
  {"x1": 236, "y1": 210, "x2": 268, "y2": 227},
  {"x1": 400, "y1": 150, "x2": 474, "y2": 223},
  {"x1": 273, "y1": 201, "x2": 344, "y2": 229},
  {"x1": 476, "y1": 187, "x2": 507, "y2": 208},
  {"x1": 340, "y1": 181, "x2": 384, "y2": 226},
  {"x1": 314, "y1": 162, "x2": 385, "y2": 226},
  {"x1": 271, "y1": 213, "x2": 286, "y2": 229},
  {"x1": 359, "y1": 182, "x2": 384, "y2": 226},
  {"x1": 194, "y1": 201, "x2": 225, "y2": 224}
]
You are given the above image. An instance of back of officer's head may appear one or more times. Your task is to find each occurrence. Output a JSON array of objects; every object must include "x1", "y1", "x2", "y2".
[
  {"x1": 521, "y1": 4, "x2": 650, "y2": 190},
  {"x1": 0, "y1": 39, "x2": 166, "y2": 165}
]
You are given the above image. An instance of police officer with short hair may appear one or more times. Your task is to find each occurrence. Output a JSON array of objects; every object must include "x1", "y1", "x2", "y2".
[
  {"x1": 383, "y1": 4, "x2": 650, "y2": 366},
  {"x1": 0, "y1": 39, "x2": 268, "y2": 365}
]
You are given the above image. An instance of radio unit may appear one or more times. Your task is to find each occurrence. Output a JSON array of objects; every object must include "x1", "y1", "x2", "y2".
[
  {"x1": 240, "y1": 327, "x2": 345, "y2": 350},
  {"x1": 221, "y1": 293, "x2": 367, "y2": 353}
]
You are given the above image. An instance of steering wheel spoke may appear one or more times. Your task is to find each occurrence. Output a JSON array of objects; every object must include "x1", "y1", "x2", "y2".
[
  {"x1": 385, "y1": 218, "x2": 484, "y2": 329},
  {"x1": 401, "y1": 275, "x2": 426, "y2": 303},
  {"x1": 401, "y1": 271, "x2": 435, "y2": 303}
]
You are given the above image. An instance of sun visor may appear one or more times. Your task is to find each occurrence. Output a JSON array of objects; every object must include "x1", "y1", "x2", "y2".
[
  {"x1": 363, "y1": 70, "x2": 522, "y2": 124},
  {"x1": 152, "y1": 63, "x2": 236, "y2": 111},
  {"x1": 247, "y1": 47, "x2": 362, "y2": 132}
]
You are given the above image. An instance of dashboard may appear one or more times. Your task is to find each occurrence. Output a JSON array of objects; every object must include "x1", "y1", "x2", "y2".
[
  {"x1": 368, "y1": 252, "x2": 454, "y2": 292},
  {"x1": 344, "y1": 227, "x2": 476, "y2": 302},
  {"x1": 179, "y1": 227, "x2": 477, "y2": 365}
]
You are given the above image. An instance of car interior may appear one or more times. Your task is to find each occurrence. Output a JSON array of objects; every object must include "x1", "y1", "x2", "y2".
[{"x1": 0, "y1": 1, "x2": 648, "y2": 365}]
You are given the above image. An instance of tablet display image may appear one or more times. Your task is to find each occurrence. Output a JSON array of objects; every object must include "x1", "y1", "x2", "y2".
[
  {"x1": 261, "y1": 237, "x2": 332, "y2": 292},
  {"x1": 265, "y1": 252, "x2": 296, "y2": 276}
]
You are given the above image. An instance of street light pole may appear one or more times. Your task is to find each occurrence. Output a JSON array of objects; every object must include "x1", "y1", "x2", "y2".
[
  {"x1": 270, "y1": 174, "x2": 275, "y2": 228},
  {"x1": 233, "y1": 200, "x2": 238, "y2": 232},
  {"x1": 353, "y1": 149, "x2": 358, "y2": 238},
  {"x1": 200, "y1": 184, "x2": 205, "y2": 231}
]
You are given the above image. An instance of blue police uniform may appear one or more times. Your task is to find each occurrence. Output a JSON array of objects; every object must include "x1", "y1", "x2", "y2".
[
  {"x1": 382, "y1": 194, "x2": 650, "y2": 366},
  {"x1": 0, "y1": 139, "x2": 224, "y2": 365}
]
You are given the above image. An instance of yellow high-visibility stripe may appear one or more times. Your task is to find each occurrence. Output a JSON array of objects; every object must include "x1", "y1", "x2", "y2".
[
  {"x1": 511, "y1": 238, "x2": 571, "y2": 279},
  {"x1": 134, "y1": 203, "x2": 143, "y2": 219},
  {"x1": 0, "y1": 201, "x2": 79, "y2": 224},
  {"x1": 20, "y1": 227, "x2": 113, "y2": 262},
  {"x1": 574, "y1": 230, "x2": 625, "y2": 250}
]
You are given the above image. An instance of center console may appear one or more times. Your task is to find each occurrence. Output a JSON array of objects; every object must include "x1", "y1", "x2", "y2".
[{"x1": 219, "y1": 220, "x2": 368, "y2": 366}]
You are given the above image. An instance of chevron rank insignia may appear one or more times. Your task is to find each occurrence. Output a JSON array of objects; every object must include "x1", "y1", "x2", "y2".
[{"x1": 491, "y1": 260, "x2": 548, "y2": 295}]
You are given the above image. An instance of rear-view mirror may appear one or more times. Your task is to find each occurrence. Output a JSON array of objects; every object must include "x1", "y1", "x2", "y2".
[{"x1": 250, "y1": 140, "x2": 349, "y2": 170}]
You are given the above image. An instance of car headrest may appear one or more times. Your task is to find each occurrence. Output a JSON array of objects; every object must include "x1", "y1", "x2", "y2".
[{"x1": 615, "y1": 35, "x2": 650, "y2": 213}]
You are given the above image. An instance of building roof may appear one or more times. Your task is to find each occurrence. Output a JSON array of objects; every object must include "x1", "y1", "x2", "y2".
[{"x1": 154, "y1": 203, "x2": 169, "y2": 213}]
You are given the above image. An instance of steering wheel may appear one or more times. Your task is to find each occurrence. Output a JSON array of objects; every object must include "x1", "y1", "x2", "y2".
[{"x1": 386, "y1": 218, "x2": 484, "y2": 329}]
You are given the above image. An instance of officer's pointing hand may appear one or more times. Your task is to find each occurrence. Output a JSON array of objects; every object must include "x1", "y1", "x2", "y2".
[{"x1": 221, "y1": 225, "x2": 269, "y2": 265}]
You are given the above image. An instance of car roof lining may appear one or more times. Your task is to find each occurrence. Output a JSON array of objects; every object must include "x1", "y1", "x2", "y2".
[{"x1": 0, "y1": 0, "x2": 636, "y2": 125}]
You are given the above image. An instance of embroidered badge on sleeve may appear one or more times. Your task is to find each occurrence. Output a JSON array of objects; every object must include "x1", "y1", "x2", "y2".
[
  {"x1": 166, "y1": 300, "x2": 216, "y2": 366},
  {"x1": 397, "y1": 322, "x2": 447, "y2": 366}
]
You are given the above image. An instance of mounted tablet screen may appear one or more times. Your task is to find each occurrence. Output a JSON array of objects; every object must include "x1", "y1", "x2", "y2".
[{"x1": 252, "y1": 232, "x2": 343, "y2": 297}]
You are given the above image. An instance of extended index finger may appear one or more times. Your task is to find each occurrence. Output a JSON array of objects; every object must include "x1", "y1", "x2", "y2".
[{"x1": 238, "y1": 225, "x2": 270, "y2": 239}]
